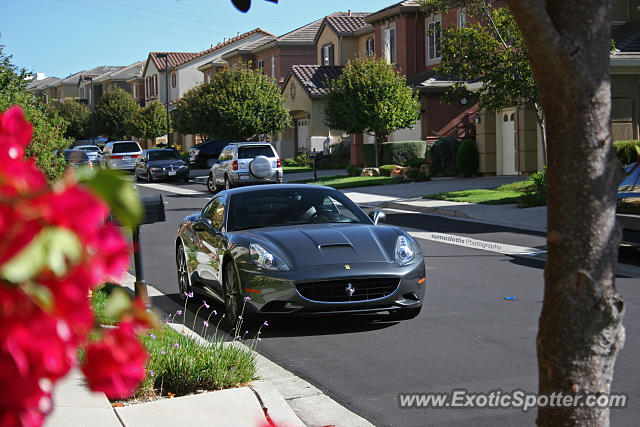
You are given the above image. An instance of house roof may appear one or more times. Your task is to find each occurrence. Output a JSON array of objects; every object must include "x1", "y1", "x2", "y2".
[
  {"x1": 220, "y1": 35, "x2": 276, "y2": 59},
  {"x1": 77, "y1": 65, "x2": 125, "y2": 86},
  {"x1": 148, "y1": 28, "x2": 275, "y2": 72},
  {"x1": 613, "y1": 23, "x2": 640, "y2": 53},
  {"x1": 408, "y1": 69, "x2": 484, "y2": 92},
  {"x1": 287, "y1": 65, "x2": 344, "y2": 98},
  {"x1": 252, "y1": 17, "x2": 325, "y2": 54},
  {"x1": 365, "y1": 0, "x2": 423, "y2": 24},
  {"x1": 325, "y1": 12, "x2": 372, "y2": 35},
  {"x1": 93, "y1": 61, "x2": 144, "y2": 83},
  {"x1": 27, "y1": 76, "x2": 59, "y2": 91}
]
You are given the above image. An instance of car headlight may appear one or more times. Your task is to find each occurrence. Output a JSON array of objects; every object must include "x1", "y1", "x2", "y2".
[
  {"x1": 249, "y1": 243, "x2": 290, "y2": 271},
  {"x1": 150, "y1": 167, "x2": 161, "y2": 172},
  {"x1": 394, "y1": 235, "x2": 415, "y2": 266}
]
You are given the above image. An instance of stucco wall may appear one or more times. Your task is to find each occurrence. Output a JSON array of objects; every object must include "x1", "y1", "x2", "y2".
[
  {"x1": 476, "y1": 110, "x2": 497, "y2": 175},
  {"x1": 611, "y1": 74, "x2": 639, "y2": 141},
  {"x1": 316, "y1": 26, "x2": 340, "y2": 65}
]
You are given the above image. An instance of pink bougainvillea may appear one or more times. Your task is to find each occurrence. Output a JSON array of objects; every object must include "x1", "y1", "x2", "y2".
[{"x1": 0, "y1": 106, "x2": 147, "y2": 426}]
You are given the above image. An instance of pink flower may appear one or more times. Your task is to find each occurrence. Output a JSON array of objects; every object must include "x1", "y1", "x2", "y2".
[{"x1": 81, "y1": 322, "x2": 147, "y2": 399}]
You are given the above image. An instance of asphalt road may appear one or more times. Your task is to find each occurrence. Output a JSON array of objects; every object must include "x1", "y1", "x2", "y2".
[{"x1": 132, "y1": 180, "x2": 639, "y2": 427}]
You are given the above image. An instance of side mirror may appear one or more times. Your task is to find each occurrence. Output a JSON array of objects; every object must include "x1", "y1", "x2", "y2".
[{"x1": 368, "y1": 210, "x2": 386, "y2": 225}]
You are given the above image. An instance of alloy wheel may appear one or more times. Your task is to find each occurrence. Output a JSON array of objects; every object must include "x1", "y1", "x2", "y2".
[
  {"x1": 176, "y1": 244, "x2": 191, "y2": 297},
  {"x1": 224, "y1": 262, "x2": 240, "y2": 326}
]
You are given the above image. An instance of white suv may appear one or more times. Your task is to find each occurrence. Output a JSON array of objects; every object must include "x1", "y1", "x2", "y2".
[
  {"x1": 207, "y1": 143, "x2": 283, "y2": 193},
  {"x1": 100, "y1": 141, "x2": 142, "y2": 171}
]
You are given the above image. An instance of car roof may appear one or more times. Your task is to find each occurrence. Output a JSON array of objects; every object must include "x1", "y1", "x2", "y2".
[
  {"x1": 106, "y1": 140, "x2": 140, "y2": 145},
  {"x1": 220, "y1": 183, "x2": 334, "y2": 196},
  {"x1": 144, "y1": 148, "x2": 175, "y2": 152},
  {"x1": 75, "y1": 145, "x2": 100, "y2": 149}
]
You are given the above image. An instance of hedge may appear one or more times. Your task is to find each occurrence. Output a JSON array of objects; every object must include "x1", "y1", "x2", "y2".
[
  {"x1": 614, "y1": 140, "x2": 639, "y2": 166},
  {"x1": 361, "y1": 141, "x2": 426, "y2": 167}
]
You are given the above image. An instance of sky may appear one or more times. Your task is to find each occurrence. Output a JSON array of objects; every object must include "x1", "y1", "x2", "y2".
[{"x1": 0, "y1": 0, "x2": 395, "y2": 79}]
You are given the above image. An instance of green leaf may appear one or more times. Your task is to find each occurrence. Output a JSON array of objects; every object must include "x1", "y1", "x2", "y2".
[
  {"x1": 103, "y1": 286, "x2": 132, "y2": 320},
  {"x1": 1, "y1": 227, "x2": 82, "y2": 283},
  {"x1": 76, "y1": 168, "x2": 142, "y2": 227}
]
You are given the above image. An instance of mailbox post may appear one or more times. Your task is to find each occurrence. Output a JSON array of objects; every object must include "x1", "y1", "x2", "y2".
[
  {"x1": 132, "y1": 194, "x2": 166, "y2": 307},
  {"x1": 307, "y1": 149, "x2": 321, "y2": 182}
]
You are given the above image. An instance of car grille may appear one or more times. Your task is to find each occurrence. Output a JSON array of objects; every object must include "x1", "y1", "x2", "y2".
[{"x1": 295, "y1": 278, "x2": 400, "y2": 302}]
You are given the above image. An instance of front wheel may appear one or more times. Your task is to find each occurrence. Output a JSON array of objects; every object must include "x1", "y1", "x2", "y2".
[
  {"x1": 176, "y1": 243, "x2": 192, "y2": 298},
  {"x1": 207, "y1": 175, "x2": 217, "y2": 193},
  {"x1": 147, "y1": 171, "x2": 154, "y2": 183},
  {"x1": 224, "y1": 176, "x2": 231, "y2": 191},
  {"x1": 223, "y1": 261, "x2": 241, "y2": 328},
  {"x1": 206, "y1": 158, "x2": 215, "y2": 168}
]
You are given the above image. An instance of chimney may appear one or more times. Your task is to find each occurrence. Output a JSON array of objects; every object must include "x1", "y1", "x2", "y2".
[{"x1": 348, "y1": 10, "x2": 351, "y2": 16}]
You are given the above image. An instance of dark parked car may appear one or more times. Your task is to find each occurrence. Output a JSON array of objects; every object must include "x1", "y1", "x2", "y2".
[
  {"x1": 175, "y1": 185, "x2": 426, "y2": 325},
  {"x1": 63, "y1": 149, "x2": 92, "y2": 169},
  {"x1": 134, "y1": 149, "x2": 189, "y2": 182},
  {"x1": 617, "y1": 162, "x2": 640, "y2": 243},
  {"x1": 189, "y1": 140, "x2": 229, "y2": 168}
]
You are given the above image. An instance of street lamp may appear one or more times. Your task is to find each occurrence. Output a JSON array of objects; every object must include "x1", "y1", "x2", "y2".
[
  {"x1": 155, "y1": 53, "x2": 171, "y2": 147},
  {"x1": 89, "y1": 76, "x2": 94, "y2": 145}
]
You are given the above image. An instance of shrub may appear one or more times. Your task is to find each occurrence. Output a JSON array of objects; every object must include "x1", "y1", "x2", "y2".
[
  {"x1": 379, "y1": 164, "x2": 402, "y2": 177},
  {"x1": 614, "y1": 140, "x2": 640, "y2": 166},
  {"x1": 406, "y1": 167, "x2": 423, "y2": 182},
  {"x1": 346, "y1": 165, "x2": 362, "y2": 177},
  {"x1": 407, "y1": 157, "x2": 427, "y2": 168},
  {"x1": 517, "y1": 168, "x2": 547, "y2": 208},
  {"x1": 456, "y1": 139, "x2": 479, "y2": 177},
  {"x1": 284, "y1": 158, "x2": 297, "y2": 167},
  {"x1": 294, "y1": 152, "x2": 311, "y2": 166},
  {"x1": 429, "y1": 137, "x2": 460, "y2": 175},
  {"x1": 362, "y1": 141, "x2": 427, "y2": 167}
]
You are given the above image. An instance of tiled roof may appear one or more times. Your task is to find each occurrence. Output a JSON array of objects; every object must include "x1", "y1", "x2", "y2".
[
  {"x1": 366, "y1": 0, "x2": 422, "y2": 23},
  {"x1": 613, "y1": 23, "x2": 640, "y2": 53},
  {"x1": 27, "y1": 76, "x2": 59, "y2": 90},
  {"x1": 150, "y1": 28, "x2": 275, "y2": 71},
  {"x1": 290, "y1": 65, "x2": 344, "y2": 97},
  {"x1": 277, "y1": 18, "x2": 324, "y2": 43},
  {"x1": 325, "y1": 12, "x2": 372, "y2": 35},
  {"x1": 94, "y1": 61, "x2": 144, "y2": 83}
]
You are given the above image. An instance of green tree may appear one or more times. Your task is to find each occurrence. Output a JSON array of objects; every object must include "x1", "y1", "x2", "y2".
[
  {"x1": 323, "y1": 58, "x2": 420, "y2": 168},
  {"x1": 423, "y1": 0, "x2": 546, "y2": 163},
  {"x1": 174, "y1": 66, "x2": 290, "y2": 141},
  {"x1": 0, "y1": 44, "x2": 69, "y2": 181},
  {"x1": 93, "y1": 87, "x2": 139, "y2": 140},
  {"x1": 131, "y1": 101, "x2": 168, "y2": 140},
  {"x1": 427, "y1": 1, "x2": 626, "y2": 425},
  {"x1": 50, "y1": 98, "x2": 91, "y2": 140}
]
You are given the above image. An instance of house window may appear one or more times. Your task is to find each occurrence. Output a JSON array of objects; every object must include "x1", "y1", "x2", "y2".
[
  {"x1": 80, "y1": 87, "x2": 85, "y2": 99},
  {"x1": 271, "y1": 56, "x2": 275, "y2": 79},
  {"x1": 257, "y1": 59, "x2": 265, "y2": 73},
  {"x1": 458, "y1": 8, "x2": 467, "y2": 28},
  {"x1": 171, "y1": 72, "x2": 177, "y2": 88},
  {"x1": 383, "y1": 28, "x2": 396, "y2": 64},
  {"x1": 206, "y1": 71, "x2": 212, "y2": 84},
  {"x1": 427, "y1": 20, "x2": 441, "y2": 61},
  {"x1": 365, "y1": 37, "x2": 375, "y2": 57},
  {"x1": 322, "y1": 44, "x2": 335, "y2": 66},
  {"x1": 132, "y1": 84, "x2": 137, "y2": 98},
  {"x1": 153, "y1": 75, "x2": 158, "y2": 96}
]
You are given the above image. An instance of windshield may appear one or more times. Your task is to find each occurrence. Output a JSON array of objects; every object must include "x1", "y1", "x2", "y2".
[
  {"x1": 238, "y1": 145, "x2": 275, "y2": 159},
  {"x1": 148, "y1": 150, "x2": 179, "y2": 161},
  {"x1": 228, "y1": 188, "x2": 367, "y2": 231},
  {"x1": 78, "y1": 146, "x2": 101, "y2": 152}
]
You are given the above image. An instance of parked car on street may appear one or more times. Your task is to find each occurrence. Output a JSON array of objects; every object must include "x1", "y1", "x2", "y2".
[
  {"x1": 207, "y1": 142, "x2": 283, "y2": 193},
  {"x1": 175, "y1": 184, "x2": 425, "y2": 325},
  {"x1": 75, "y1": 144, "x2": 102, "y2": 162},
  {"x1": 134, "y1": 149, "x2": 189, "y2": 182},
  {"x1": 617, "y1": 161, "x2": 640, "y2": 243},
  {"x1": 62, "y1": 149, "x2": 93, "y2": 169},
  {"x1": 189, "y1": 140, "x2": 229, "y2": 168},
  {"x1": 99, "y1": 141, "x2": 142, "y2": 171}
]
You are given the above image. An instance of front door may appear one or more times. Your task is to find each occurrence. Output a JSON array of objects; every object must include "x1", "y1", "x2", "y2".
[
  {"x1": 502, "y1": 112, "x2": 517, "y2": 175},
  {"x1": 296, "y1": 119, "x2": 309, "y2": 153}
]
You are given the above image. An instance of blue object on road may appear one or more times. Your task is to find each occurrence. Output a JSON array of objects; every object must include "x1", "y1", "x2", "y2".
[{"x1": 504, "y1": 297, "x2": 518, "y2": 301}]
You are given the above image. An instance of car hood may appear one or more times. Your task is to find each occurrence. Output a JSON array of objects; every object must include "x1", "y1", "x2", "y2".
[
  {"x1": 237, "y1": 223, "x2": 401, "y2": 267},
  {"x1": 148, "y1": 160, "x2": 186, "y2": 168}
]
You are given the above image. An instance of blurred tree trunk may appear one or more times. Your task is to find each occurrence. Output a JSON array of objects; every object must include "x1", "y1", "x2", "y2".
[{"x1": 507, "y1": 1, "x2": 626, "y2": 425}]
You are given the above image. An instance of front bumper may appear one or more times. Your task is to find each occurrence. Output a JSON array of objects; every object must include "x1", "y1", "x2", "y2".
[
  {"x1": 149, "y1": 168, "x2": 189, "y2": 180},
  {"x1": 236, "y1": 260, "x2": 426, "y2": 316}
]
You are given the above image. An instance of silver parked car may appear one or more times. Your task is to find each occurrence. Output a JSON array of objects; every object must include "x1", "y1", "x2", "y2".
[
  {"x1": 207, "y1": 142, "x2": 283, "y2": 193},
  {"x1": 99, "y1": 141, "x2": 143, "y2": 171},
  {"x1": 75, "y1": 144, "x2": 102, "y2": 162}
]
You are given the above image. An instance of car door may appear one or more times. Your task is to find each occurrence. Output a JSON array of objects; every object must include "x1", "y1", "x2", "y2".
[
  {"x1": 100, "y1": 144, "x2": 112, "y2": 168},
  {"x1": 193, "y1": 194, "x2": 227, "y2": 294},
  {"x1": 215, "y1": 147, "x2": 232, "y2": 185},
  {"x1": 134, "y1": 152, "x2": 146, "y2": 177}
]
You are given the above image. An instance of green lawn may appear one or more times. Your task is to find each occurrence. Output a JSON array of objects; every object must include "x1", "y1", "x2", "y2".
[
  {"x1": 291, "y1": 175, "x2": 403, "y2": 189},
  {"x1": 282, "y1": 166, "x2": 313, "y2": 173},
  {"x1": 423, "y1": 189, "x2": 525, "y2": 205}
]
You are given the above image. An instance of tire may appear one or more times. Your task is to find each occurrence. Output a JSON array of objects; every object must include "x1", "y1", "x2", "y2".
[
  {"x1": 223, "y1": 261, "x2": 241, "y2": 327},
  {"x1": 147, "y1": 171, "x2": 153, "y2": 183},
  {"x1": 207, "y1": 174, "x2": 217, "y2": 193},
  {"x1": 135, "y1": 172, "x2": 142, "y2": 182},
  {"x1": 249, "y1": 155, "x2": 272, "y2": 178},
  {"x1": 224, "y1": 176, "x2": 231, "y2": 191},
  {"x1": 389, "y1": 306, "x2": 422, "y2": 321},
  {"x1": 176, "y1": 243, "x2": 192, "y2": 298},
  {"x1": 206, "y1": 158, "x2": 215, "y2": 168}
]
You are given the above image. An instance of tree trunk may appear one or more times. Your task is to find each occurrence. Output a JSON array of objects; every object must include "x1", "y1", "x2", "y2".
[
  {"x1": 374, "y1": 134, "x2": 382, "y2": 168},
  {"x1": 507, "y1": 1, "x2": 625, "y2": 426},
  {"x1": 533, "y1": 102, "x2": 548, "y2": 167}
]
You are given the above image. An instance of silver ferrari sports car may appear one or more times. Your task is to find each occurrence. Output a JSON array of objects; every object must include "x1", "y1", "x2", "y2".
[{"x1": 175, "y1": 184, "x2": 426, "y2": 323}]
